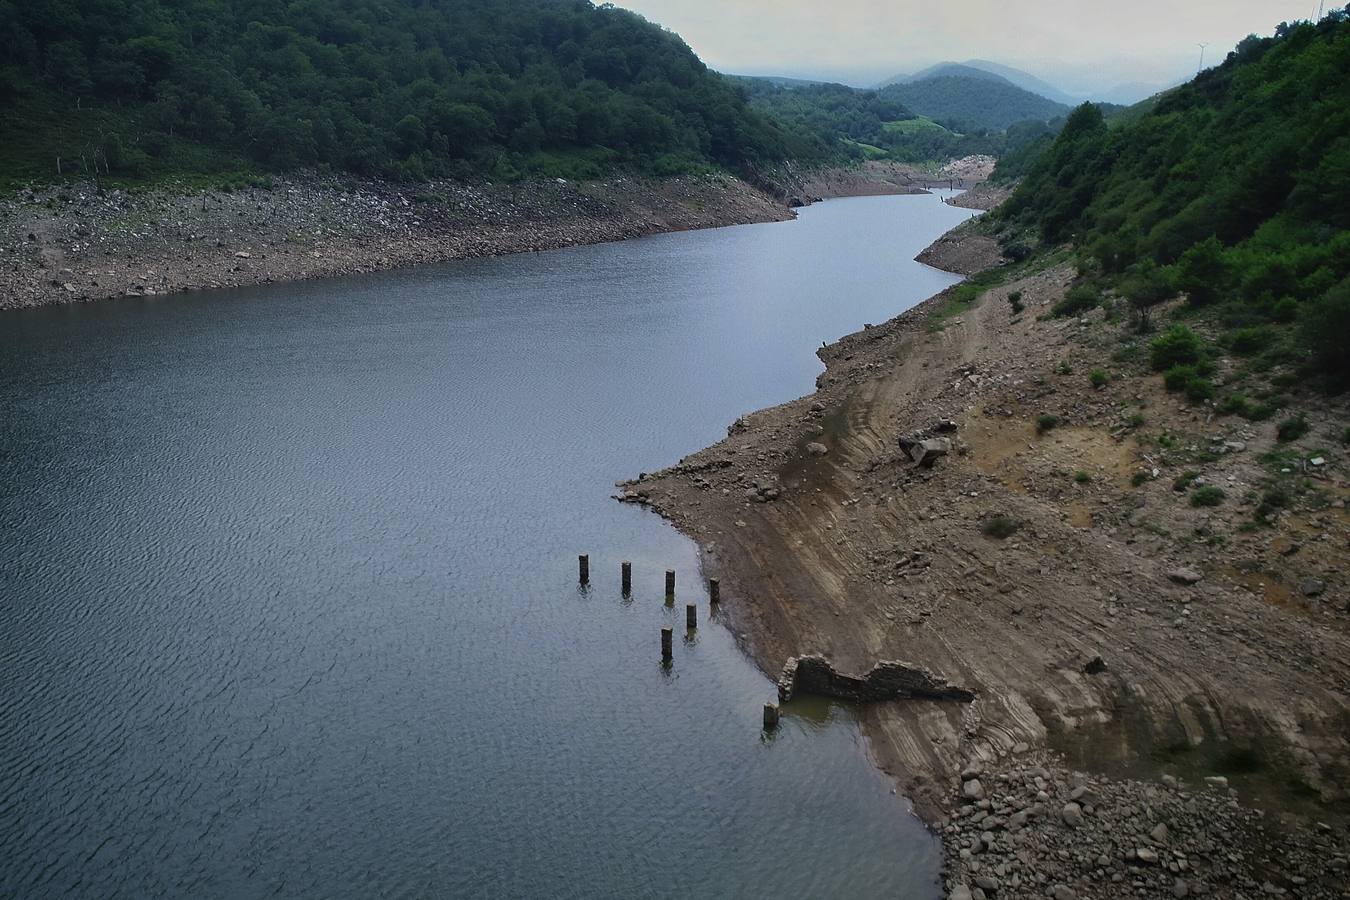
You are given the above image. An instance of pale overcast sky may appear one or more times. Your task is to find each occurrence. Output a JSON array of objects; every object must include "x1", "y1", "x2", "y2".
[{"x1": 612, "y1": 0, "x2": 1321, "y2": 95}]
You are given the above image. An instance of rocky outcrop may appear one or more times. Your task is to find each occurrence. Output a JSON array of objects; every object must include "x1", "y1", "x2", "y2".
[{"x1": 777, "y1": 654, "x2": 976, "y2": 704}]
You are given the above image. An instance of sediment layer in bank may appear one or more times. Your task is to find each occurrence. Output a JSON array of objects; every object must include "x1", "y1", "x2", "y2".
[
  {"x1": 1, "y1": 160, "x2": 975, "y2": 311},
  {"x1": 620, "y1": 217, "x2": 1350, "y2": 897}
]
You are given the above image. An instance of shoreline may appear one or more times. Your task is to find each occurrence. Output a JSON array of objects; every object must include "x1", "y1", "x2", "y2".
[
  {"x1": 0, "y1": 161, "x2": 959, "y2": 312},
  {"x1": 621, "y1": 211, "x2": 1350, "y2": 897}
]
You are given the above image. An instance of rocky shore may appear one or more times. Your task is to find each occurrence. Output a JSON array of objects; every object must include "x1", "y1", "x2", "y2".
[
  {"x1": 0, "y1": 173, "x2": 791, "y2": 310},
  {"x1": 619, "y1": 212, "x2": 1350, "y2": 897},
  {"x1": 0, "y1": 161, "x2": 962, "y2": 311}
]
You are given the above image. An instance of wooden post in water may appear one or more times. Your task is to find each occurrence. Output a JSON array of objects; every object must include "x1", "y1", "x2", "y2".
[
  {"x1": 661, "y1": 627, "x2": 674, "y2": 661},
  {"x1": 578, "y1": 554, "x2": 589, "y2": 585},
  {"x1": 708, "y1": 578, "x2": 720, "y2": 605},
  {"x1": 621, "y1": 561, "x2": 632, "y2": 595},
  {"x1": 686, "y1": 603, "x2": 697, "y2": 630},
  {"x1": 763, "y1": 703, "x2": 780, "y2": 729},
  {"x1": 665, "y1": 569, "x2": 675, "y2": 600}
]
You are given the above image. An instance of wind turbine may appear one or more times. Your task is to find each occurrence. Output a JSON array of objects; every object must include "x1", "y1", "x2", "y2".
[{"x1": 1196, "y1": 42, "x2": 1209, "y2": 73}]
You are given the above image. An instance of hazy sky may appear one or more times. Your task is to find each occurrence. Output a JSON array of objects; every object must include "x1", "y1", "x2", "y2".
[{"x1": 612, "y1": 0, "x2": 1321, "y2": 94}]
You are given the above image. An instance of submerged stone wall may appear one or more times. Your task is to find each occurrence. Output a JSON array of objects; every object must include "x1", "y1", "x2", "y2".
[{"x1": 777, "y1": 654, "x2": 976, "y2": 704}]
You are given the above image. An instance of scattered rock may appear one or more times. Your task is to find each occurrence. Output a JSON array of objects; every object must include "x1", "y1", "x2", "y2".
[
  {"x1": 1167, "y1": 568, "x2": 1204, "y2": 585},
  {"x1": 1301, "y1": 577, "x2": 1326, "y2": 597},
  {"x1": 805, "y1": 442, "x2": 829, "y2": 457},
  {"x1": 909, "y1": 437, "x2": 952, "y2": 467}
]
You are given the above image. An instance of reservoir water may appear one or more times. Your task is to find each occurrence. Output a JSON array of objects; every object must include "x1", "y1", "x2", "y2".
[{"x1": 1, "y1": 193, "x2": 977, "y2": 898}]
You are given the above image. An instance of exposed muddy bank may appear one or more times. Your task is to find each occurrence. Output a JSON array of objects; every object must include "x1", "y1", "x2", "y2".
[
  {"x1": 621, "y1": 207, "x2": 1350, "y2": 897},
  {"x1": 0, "y1": 162, "x2": 976, "y2": 311}
]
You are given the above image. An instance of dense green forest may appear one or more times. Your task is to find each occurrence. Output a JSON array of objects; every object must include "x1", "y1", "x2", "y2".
[
  {"x1": 995, "y1": 10, "x2": 1350, "y2": 384},
  {"x1": 0, "y1": 0, "x2": 824, "y2": 183},
  {"x1": 737, "y1": 77, "x2": 1060, "y2": 165},
  {"x1": 879, "y1": 74, "x2": 1069, "y2": 132}
]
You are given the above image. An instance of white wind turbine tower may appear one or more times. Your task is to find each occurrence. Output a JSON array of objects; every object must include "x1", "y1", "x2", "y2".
[{"x1": 1196, "y1": 42, "x2": 1209, "y2": 73}]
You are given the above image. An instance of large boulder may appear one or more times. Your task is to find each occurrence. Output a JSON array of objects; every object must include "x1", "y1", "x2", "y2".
[{"x1": 909, "y1": 437, "x2": 952, "y2": 467}]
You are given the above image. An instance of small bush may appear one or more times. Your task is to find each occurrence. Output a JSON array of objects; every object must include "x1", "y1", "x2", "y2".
[
  {"x1": 1163, "y1": 364, "x2": 1213, "y2": 402},
  {"x1": 1229, "y1": 325, "x2": 1274, "y2": 356},
  {"x1": 982, "y1": 514, "x2": 1021, "y2": 539},
  {"x1": 1299, "y1": 280, "x2": 1350, "y2": 378},
  {"x1": 1008, "y1": 291, "x2": 1025, "y2": 315},
  {"x1": 1184, "y1": 377, "x2": 1214, "y2": 402},
  {"x1": 1276, "y1": 416, "x2": 1309, "y2": 442},
  {"x1": 1131, "y1": 471, "x2": 1150, "y2": 486},
  {"x1": 1342, "y1": 426, "x2": 1350, "y2": 444},
  {"x1": 1074, "y1": 471, "x2": 1092, "y2": 484},
  {"x1": 1051, "y1": 285, "x2": 1099, "y2": 318},
  {"x1": 1089, "y1": 368, "x2": 1109, "y2": 388},
  {"x1": 1173, "y1": 471, "x2": 1200, "y2": 492},
  {"x1": 1036, "y1": 413, "x2": 1061, "y2": 433},
  {"x1": 1128, "y1": 413, "x2": 1146, "y2": 428},
  {"x1": 1257, "y1": 486, "x2": 1290, "y2": 519},
  {"x1": 1191, "y1": 486, "x2": 1226, "y2": 507},
  {"x1": 1218, "y1": 394, "x2": 1252, "y2": 417},
  {"x1": 1055, "y1": 361, "x2": 1073, "y2": 376},
  {"x1": 1150, "y1": 325, "x2": 1205, "y2": 371}
]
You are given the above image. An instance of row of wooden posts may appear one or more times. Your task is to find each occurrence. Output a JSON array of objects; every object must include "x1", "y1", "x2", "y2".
[{"x1": 578, "y1": 554, "x2": 779, "y2": 729}]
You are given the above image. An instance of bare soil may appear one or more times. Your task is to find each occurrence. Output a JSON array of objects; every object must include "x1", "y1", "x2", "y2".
[
  {"x1": 621, "y1": 229, "x2": 1350, "y2": 897},
  {"x1": 0, "y1": 163, "x2": 971, "y2": 311}
]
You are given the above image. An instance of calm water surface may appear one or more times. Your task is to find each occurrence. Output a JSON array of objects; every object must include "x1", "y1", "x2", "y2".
[{"x1": 1, "y1": 194, "x2": 977, "y2": 898}]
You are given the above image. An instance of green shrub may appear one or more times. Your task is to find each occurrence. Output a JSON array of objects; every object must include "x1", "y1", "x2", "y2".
[
  {"x1": 1173, "y1": 471, "x2": 1200, "y2": 492},
  {"x1": 1075, "y1": 470, "x2": 1092, "y2": 484},
  {"x1": 1162, "y1": 364, "x2": 1213, "y2": 401},
  {"x1": 1191, "y1": 486, "x2": 1226, "y2": 507},
  {"x1": 1150, "y1": 325, "x2": 1205, "y2": 371},
  {"x1": 1298, "y1": 280, "x2": 1350, "y2": 378},
  {"x1": 1257, "y1": 486, "x2": 1290, "y2": 519},
  {"x1": 1342, "y1": 426, "x2": 1350, "y2": 444},
  {"x1": 1229, "y1": 325, "x2": 1274, "y2": 356},
  {"x1": 1276, "y1": 416, "x2": 1309, "y2": 442},
  {"x1": 1218, "y1": 393, "x2": 1252, "y2": 417},
  {"x1": 1036, "y1": 413, "x2": 1061, "y2": 433},
  {"x1": 1184, "y1": 377, "x2": 1215, "y2": 402},
  {"x1": 981, "y1": 514, "x2": 1021, "y2": 539},
  {"x1": 1051, "y1": 285, "x2": 1099, "y2": 318},
  {"x1": 1089, "y1": 368, "x2": 1109, "y2": 388},
  {"x1": 1131, "y1": 471, "x2": 1150, "y2": 486},
  {"x1": 1128, "y1": 413, "x2": 1146, "y2": 428},
  {"x1": 1008, "y1": 290, "x2": 1025, "y2": 315}
]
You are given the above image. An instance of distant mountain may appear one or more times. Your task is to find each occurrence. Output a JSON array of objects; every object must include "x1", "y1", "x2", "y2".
[
  {"x1": 877, "y1": 62, "x2": 1002, "y2": 88},
  {"x1": 877, "y1": 58, "x2": 1185, "y2": 109},
  {"x1": 878, "y1": 60, "x2": 1077, "y2": 104},
  {"x1": 1093, "y1": 79, "x2": 1184, "y2": 106},
  {"x1": 960, "y1": 60, "x2": 1082, "y2": 106},
  {"x1": 731, "y1": 74, "x2": 833, "y2": 89},
  {"x1": 879, "y1": 75, "x2": 1069, "y2": 131}
]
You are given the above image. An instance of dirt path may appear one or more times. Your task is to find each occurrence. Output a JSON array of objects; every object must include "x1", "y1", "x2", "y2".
[{"x1": 623, "y1": 246, "x2": 1350, "y2": 896}]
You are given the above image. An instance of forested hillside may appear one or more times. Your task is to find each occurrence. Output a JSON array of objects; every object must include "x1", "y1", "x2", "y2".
[
  {"x1": 737, "y1": 77, "x2": 1059, "y2": 165},
  {"x1": 0, "y1": 0, "x2": 815, "y2": 183},
  {"x1": 879, "y1": 75, "x2": 1069, "y2": 131},
  {"x1": 996, "y1": 10, "x2": 1350, "y2": 382}
]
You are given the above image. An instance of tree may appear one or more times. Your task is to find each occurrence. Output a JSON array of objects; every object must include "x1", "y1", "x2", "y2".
[{"x1": 1172, "y1": 236, "x2": 1228, "y2": 305}]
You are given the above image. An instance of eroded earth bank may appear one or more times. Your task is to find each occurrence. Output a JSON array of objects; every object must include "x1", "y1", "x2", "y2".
[
  {"x1": 0, "y1": 159, "x2": 983, "y2": 311},
  {"x1": 621, "y1": 217, "x2": 1350, "y2": 898}
]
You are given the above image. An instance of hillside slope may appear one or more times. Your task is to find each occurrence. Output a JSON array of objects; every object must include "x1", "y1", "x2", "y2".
[
  {"x1": 997, "y1": 12, "x2": 1350, "y2": 382},
  {"x1": 880, "y1": 74, "x2": 1069, "y2": 130},
  {"x1": 0, "y1": 0, "x2": 808, "y2": 184}
]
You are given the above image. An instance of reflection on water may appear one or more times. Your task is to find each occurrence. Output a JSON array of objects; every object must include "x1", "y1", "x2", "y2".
[{"x1": 0, "y1": 193, "x2": 977, "y2": 898}]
